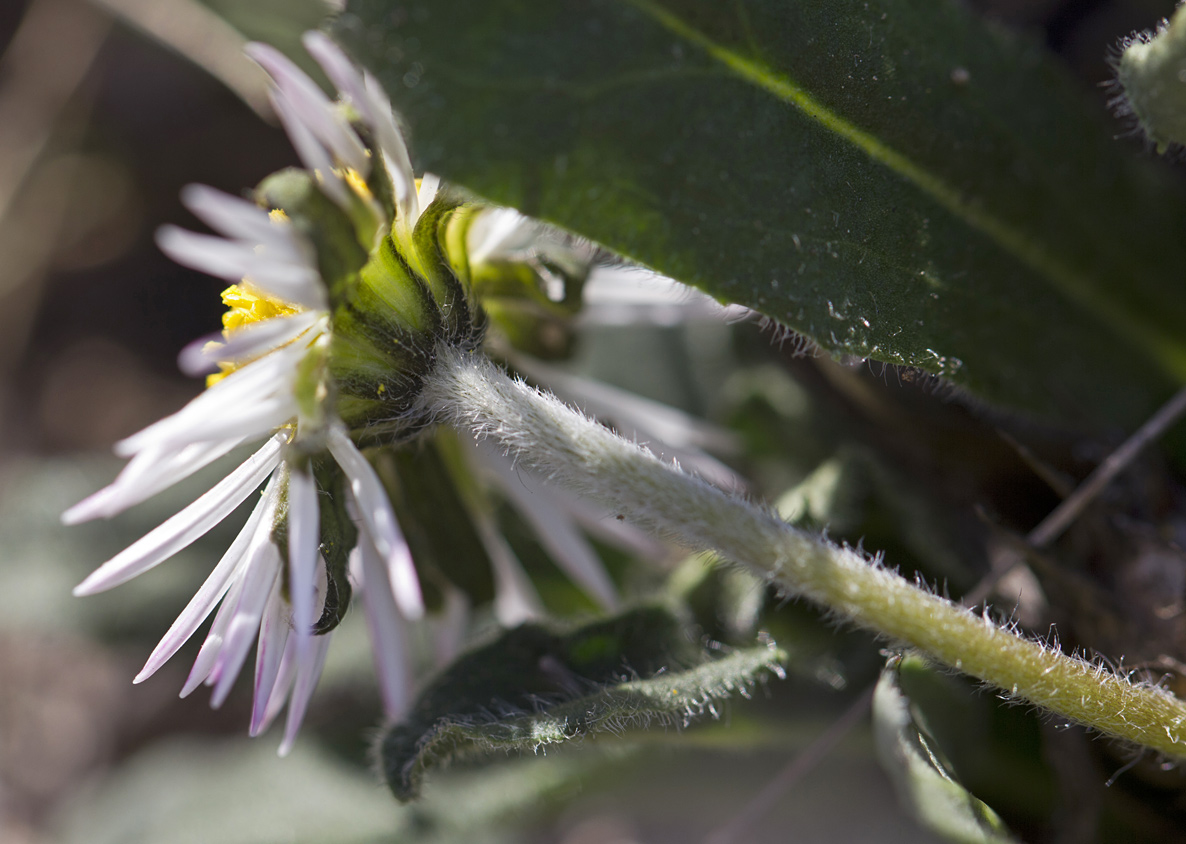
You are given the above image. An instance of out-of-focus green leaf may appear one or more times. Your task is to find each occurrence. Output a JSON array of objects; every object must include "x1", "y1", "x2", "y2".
[
  {"x1": 337, "y1": 0, "x2": 1186, "y2": 429},
  {"x1": 873, "y1": 653, "x2": 1021, "y2": 844},
  {"x1": 379, "y1": 604, "x2": 786, "y2": 800}
]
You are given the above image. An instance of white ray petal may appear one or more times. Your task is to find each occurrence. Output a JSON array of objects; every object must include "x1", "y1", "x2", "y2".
[
  {"x1": 431, "y1": 586, "x2": 470, "y2": 667},
  {"x1": 361, "y1": 71, "x2": 417, "y2": 222},
  {"x1": 63, "y1": 437, "x2": 244, "y2": 524},
  {"x1": 579, "y1": 264, "x2": 749, "y2": 326},
  {"x1": 416, "y1": 173, "x2": 440, "y2": 212},
  {"x1": 135, "y1": 475, "x2": 279, "y2": 683},
  {"x1": 353, "y1": 542, "x2": 414, "y2": 720},
  {"x1": 550, "y1": 486, "x2": 668, "y2": 560},
  {"x1": 115, "y1": 346, "x2": 302, "y2": 456},
  {"x1": 512, "y1": 353, "x2": 738, "y2": 455},
  {"x1": 465, "y1": 207, "x2": 530, "y2": 266},
  {"x1": 239, "y1": 263, "x2": 326, "y2": 310},
  {"x1": 475, "y1": 442, "x2": 619, "y2": 611},
  {"x1": 473, "y1": 510, "x2": 542, "y2": 627},
  {"x1": 156, "y1": 226, "x2": 260, "y2": 278},
  {"x1": 302, "y1": 32, "x2": 370, "y2": 113},
  {"x1": 211, "y1": 541, "x2": 283, "y2": 708},
  {"x1": 278, "y1": 632, "x2": 331, "y2": 756},
  {"x1": 250, "y1": 574, "x2": 290, "y2": 734},
  {"x1": 156, "y1": 225, "x2": 324, "y2": 308},
  {"x1": 328, "y1": 426, "x2": 424, "y2": 619},
  {"x1": 178, "y1": 311, "x2": 323, "y2": 376},
  {"x1": 180, "y1": 184, "x2": 298, "y2": 250},
  {"x1": 246, "y1": 42, "x2": 369, "y2": 175},
  {"x1": 286, "y1": 466, "x2": 321, "y2": 658},
  {"x1": 126, "y1": 394, "x2": 294, "y2": 459},
  {"x1": 74, "y1": 435, "x2": 286, "y2": 596},
  {"x1": 268, "y1": 89, "x2": 353, "y2": 212}
]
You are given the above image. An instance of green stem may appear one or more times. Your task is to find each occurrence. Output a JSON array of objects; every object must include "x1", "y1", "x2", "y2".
[{"x1": 424, "y1": 347, "x2": 1186, "y2": 759}]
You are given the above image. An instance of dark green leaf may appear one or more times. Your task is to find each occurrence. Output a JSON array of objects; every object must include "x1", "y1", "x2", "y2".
[
  {"x1": 337, "y1": 0, "x2": 1186, "y2": 429},
  {"x1": 873, "y1": 653, "x2": 1021, "y2": 844},
  {"x1": 378, "y1": 605, "x2": 787, "y2": 800}
]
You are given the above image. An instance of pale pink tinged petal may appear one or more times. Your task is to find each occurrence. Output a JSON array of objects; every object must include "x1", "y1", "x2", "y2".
[
  {"x1": 478, "y1": 443, "x2": 619, "y2": 611},
  {"x1": 513, "y1": 354, "x2": 738, "y2": 454},
  {"x1": 257, "y1": 633, "x2": 298, "y2": 735},
  {"x1": 63, "y1": 438, "x2": 243, "y2": 525},
  {"x1": 250, "y1": 577, "x2": 290, "y2": 734},
  {"x1": 286, "y1": 467, "x2": 321, "y2": 658},
  {"x1": 359, "y1": 71, "x2": 417, "y2": 221},
  {"x1": 246, "y1": 41, "x2": 369, "y2": 175},
  {"x1": 113, "y1": 342, "x2": 298, "y2": 456},
  {"x1": 177, "y1": 312, "x2": 323, "y2": 376},
  {"x1": 474, "y1": 512, "x2": 542, "y2": 627},
  {"x1": 135, "y1": 475, "x2": 278, "y2": 684},
  {"x1": 354, "y1": 544, "x2": 414, "y2": 720},
  {"x1": 180, "y1": 184, "x2": 290, "y2": 245},
  {"x1": 156, "y1": 226, "x2": 266, "y2": 281},
  {"x1": 281, "y1": 79, "x2": 370, "y2": 177},
  {"x1": 160, "y1": 212, "x2": 318, "y2": 299},
  {"x1": 268, "y1": 91, "x2": 353, "y2": 211},
  {"x1": 73, "y1": 436, "x2": 285, "y2": 596},
  {"x1": 328, "y1": 427, "x2": 424, "y2": 619},
  {"x1": 302, "y1": 32, "x2": 369, "y2": 111},
  {"x1": 159, "y1": 224, "x2": 324, "y2": 307},
  {"x1": 552, "y1": 488, "x2": 668, "y2": 561},
  {"x1": 278, "y1": 632, "x2": 331, "y2": 756},
  {"x1": 180, "y1": 561, "x2": 250, "y2": 697},
  {"x1": 211, "y1": 542, "x2": 283, "y2": 709}
]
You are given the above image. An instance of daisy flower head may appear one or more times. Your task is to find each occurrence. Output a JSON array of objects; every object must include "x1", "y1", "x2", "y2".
[
  {"x1": 63, "y1": 32, "x2": 489, "y2": 753},
  {"x1": 63, "y1": 28, "x2": 721, "y2": 756}
]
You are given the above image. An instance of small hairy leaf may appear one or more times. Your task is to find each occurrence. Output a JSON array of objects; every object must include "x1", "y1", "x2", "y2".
[
  {"x1": 379, "y1": 605, "x2": 786, "y2": 801},
  {"x1": 873, "y1": 653, "x2": 1021, "y2": 844},
  {"x1": 338, "y1": 0, "x2": 1186, "y2": 430}
]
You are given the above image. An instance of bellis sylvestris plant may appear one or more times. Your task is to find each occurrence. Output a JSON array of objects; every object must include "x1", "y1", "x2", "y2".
[
  {"x1": 63, "y1": 32, "x2": 633, "y2": 749},
  {"x1": 59, "y1": 9, "x2": 1186, "y2": 837}
]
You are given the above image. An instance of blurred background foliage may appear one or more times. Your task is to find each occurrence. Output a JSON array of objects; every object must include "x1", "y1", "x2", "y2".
[{"x1": 3, "y1": 1, "x2": 1186, "y2": 842}]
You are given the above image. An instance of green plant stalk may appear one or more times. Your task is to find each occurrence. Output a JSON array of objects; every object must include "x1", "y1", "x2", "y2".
[{"x1": 423, "y1": 347, "x2": 1186, "y2": 759}]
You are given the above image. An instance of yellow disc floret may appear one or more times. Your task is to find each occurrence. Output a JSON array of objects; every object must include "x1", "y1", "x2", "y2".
[
  {"x1": 206, "y1": 282, "x2": 302, "y2": 386},
  {"x1": 342, "y1": 167, "x2": 374, "y2": 204},
  {"x1": 220, "y1": 283, "x2": 300, "y2": 332}
]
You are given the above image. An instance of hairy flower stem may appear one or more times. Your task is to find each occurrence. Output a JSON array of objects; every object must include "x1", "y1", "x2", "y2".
[{"x1": 424, "y1": 348, "x2": 1186, "y2": 759}]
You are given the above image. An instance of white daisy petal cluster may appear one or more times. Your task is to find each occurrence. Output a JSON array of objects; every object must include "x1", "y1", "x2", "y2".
[{"x1": 64, "y1": 33, "x2": 431, "y2": 753}]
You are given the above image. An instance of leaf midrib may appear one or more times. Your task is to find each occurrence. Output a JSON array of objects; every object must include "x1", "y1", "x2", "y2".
[{"x1": 627, "y1": 0, "x2": 1186, "y2": 383}]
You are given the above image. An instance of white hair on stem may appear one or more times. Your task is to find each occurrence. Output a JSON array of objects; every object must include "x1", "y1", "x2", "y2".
[{"x1": 421, "y1": 344, "x2": 1186, "y2": 761}]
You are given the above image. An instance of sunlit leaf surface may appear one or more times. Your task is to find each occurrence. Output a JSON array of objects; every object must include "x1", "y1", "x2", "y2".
[{"x1": 338, "y1": 0, "x2": 1186, "y2": 429}]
